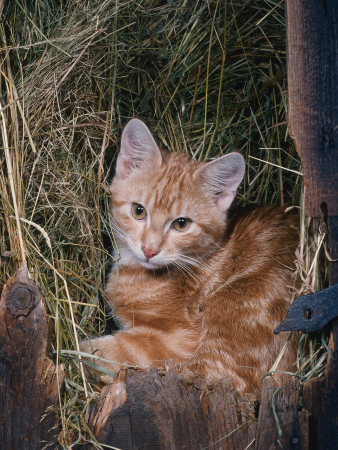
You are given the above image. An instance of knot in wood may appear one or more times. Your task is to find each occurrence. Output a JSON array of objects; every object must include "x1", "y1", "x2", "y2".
[
  {"x1": 8, "y1": 285, "x2": 34, "y2": 317},
  {"x1": 13, "y1": 287, "x2": 32, "y2": 310}
]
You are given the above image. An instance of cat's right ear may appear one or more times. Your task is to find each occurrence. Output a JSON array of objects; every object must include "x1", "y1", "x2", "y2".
[
  {"x1": 193, "y1": 153, "x2": 245, "y2": 212},
  {"x1": 116, "y1": 119, "x2": 162, "y2": 178}
]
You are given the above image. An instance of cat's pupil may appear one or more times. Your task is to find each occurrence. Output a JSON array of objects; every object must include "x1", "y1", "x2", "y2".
[
  {"x1": 136, "y1": 205, "x2": 144, "y2": 215},
  {"x1": 178, "y1": 218, "x2": 186, "y2": 228}
]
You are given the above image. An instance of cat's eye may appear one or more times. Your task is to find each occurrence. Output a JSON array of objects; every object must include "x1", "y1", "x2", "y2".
[
  {"x1": 131, "y1": 203, "x2": 147, "y2": 220},
  {"x1": 172, "y1": 217, "x2": 192, "y2": 232}
]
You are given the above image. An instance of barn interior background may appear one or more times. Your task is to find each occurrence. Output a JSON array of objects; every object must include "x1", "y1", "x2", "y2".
[{"x1": 0, "y1": 0, "x2": 331, "y2": 447}]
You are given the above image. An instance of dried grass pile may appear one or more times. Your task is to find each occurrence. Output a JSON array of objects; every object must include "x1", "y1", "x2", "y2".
[{"x1": 0, "y1": 0, "x2": 330, "y2": 447}]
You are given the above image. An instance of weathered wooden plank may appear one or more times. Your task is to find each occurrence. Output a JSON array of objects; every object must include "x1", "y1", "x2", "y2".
[
  {"x1": 301, "y1": 318, "x2": 338, "y2": 450},
  {"x1": 254, "y1": 338, "x2": 338, "y2": 450},
  {"x1": 0, "y1": 263, "x2": 64, "y2": 450},
  {"x1": 255, "y1": 378, "x2": 309, "y2": 450},
  {"x1": 287, "y1": 0, "x2": 338, "y2": 220},
  {"x1": 86, "y1": 365, "x2": 257, "y2": 450}
]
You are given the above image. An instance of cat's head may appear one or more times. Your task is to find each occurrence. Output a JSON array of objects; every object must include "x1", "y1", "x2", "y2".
[{"x1": 109, "y1": 119, "x2": 245, "y2": 270}]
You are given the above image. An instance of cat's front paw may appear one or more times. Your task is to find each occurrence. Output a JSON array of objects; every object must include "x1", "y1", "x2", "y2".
[
  {"x1": 79, "y1": 339, "x2": 98, "y2": 378},
  {"x1": 79, "y1": 338, "x2": 118, "y2": 381}
]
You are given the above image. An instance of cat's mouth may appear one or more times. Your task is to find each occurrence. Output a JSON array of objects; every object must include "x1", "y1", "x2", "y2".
[{"x1": 135, "y1": 255, "x2": 165, "y2": 270}]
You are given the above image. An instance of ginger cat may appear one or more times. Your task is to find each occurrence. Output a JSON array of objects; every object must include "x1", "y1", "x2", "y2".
[{"x1": 80, "y1": 119, "x2": 299, "y2": 393}]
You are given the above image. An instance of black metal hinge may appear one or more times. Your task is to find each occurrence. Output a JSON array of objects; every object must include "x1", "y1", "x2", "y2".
[{"x1": 274, "y1": 284, "x2": 338, "y2": 334}]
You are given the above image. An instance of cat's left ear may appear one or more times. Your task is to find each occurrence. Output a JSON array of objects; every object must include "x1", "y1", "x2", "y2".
[
  {"x1": 193, "y1": 153, "x2": 245, "y2": 211},
  {"x1": 116, "y1": 119, "x2": 162, "y2": 178}
]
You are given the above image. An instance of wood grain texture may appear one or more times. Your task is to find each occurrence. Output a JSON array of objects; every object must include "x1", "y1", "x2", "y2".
[
  {"x1": 303, "y1": 285, "x2": 338, "y2": 450},
  {"x1": 0, "y1": 263, "x2": 64, "y2": 450},
  {"x1": 86, "y1": 365, "x2": 257, "y2": 450},
  {"x1": 255, "y1": 378, "x2": 309, "y2": 450},
  {"x1": 287, "y1": 0, "x2": 338, "y2": 219},
  {"x1": 254, "y1": 327, "x2": 337, "y2": 450}
]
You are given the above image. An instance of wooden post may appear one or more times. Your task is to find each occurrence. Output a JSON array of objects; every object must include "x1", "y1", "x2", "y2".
[
  {"x1": 0, "y1": 263, "x2": 64, "y2": 449},
  {"x1": 287, "y1": 0, "x2": 338, "y2": 227},
  {"x1": 85, "y1": 366, "x2": 257, "y2": 449},
  {"x1": 255, "y1": 378, "x2": 310, "y2": 449}
]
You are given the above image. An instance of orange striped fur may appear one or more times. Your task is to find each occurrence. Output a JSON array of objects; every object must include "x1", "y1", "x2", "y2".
[{"x1": 80, "y1": 119, "x2": 299, "y2": 393}]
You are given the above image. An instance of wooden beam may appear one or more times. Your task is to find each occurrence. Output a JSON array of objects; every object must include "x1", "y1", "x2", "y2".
[
  {"x1": 255, "y1": 378, "x2": 309, "y2": 450},
  {"x1": 85, "y1": 366, "x2": 257, "y2": 449},
  {"x1": 287, "y1": 0, "x2": 338, "y2": 222},
  {"x1": 0, "y1": 263, "x2": 64, "y2": 449}
]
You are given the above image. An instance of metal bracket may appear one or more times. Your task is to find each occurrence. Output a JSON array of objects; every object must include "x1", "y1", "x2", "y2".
[{"x1": 274, "y1": 284, "x2": 338, "y2": 334}]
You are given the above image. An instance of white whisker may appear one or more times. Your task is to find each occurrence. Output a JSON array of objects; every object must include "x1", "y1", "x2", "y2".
[
  {"x1": 177, "y1": 254, "x2": 214, "y2": 276},
  {"x1": 110, "y1": 220, "x2": 128, "y2": 244},
  {"x1": 175, "y1": 253, "x2": 235, "y2": 292},
  {"x1": 172, "y1": 260, "x2": 200, "y2": 283}
]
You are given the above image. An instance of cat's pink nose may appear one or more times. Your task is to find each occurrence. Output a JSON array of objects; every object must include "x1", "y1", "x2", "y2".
[{"x1": 142, "y1": 245, "x2": 159, "y2": 259}]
